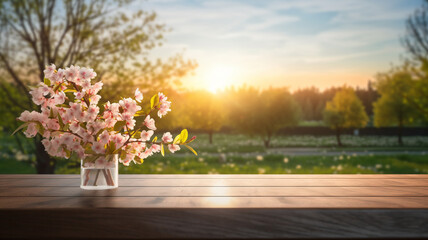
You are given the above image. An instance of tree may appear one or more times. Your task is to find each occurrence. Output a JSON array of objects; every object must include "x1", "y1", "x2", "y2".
[
  {"x1": 227, "y1": 86, "x2": 300, "y2": 148},
  {"x1": 404, "y1": 0, "x2": 428, "y2": 61},
  {"x1": 184, "y1": 90, "x2": 224, "y2": 144},
  {"x1": 373, "y1": 70, "x2": 419, "y2": 145},
  {"x1": 323, "y1": 87, "x2": 368, "y2": 146},
  {"x1": 0, "y1": 0, "x2": 196, "y2": 173},
  {"x1": 401, "y1": 0, "x2": 428, "y2": 120}
]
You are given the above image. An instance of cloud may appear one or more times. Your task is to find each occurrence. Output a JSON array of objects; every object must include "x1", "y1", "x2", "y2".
[{"x1": 140, "y1": 0, "x2": 420, "y2": 89}]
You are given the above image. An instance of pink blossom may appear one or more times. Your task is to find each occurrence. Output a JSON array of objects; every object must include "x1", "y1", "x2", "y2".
[
  {"x1": 29, "y1": 87, "x2": 46, "y2": 105},
  {"x1": 87, "y1": 120, "x2": 105, "y2": 134},
  {"x1": 99, "y1": 130, "x2": 110, "y2": 145},
  {"x1": 168, "y1": 144, "x2": 180, "y2": 153},
  {"x1": 150, "y1": 144, "x2": 161, "y2": 153},
  {"x1": 90, "y1": 95, "x2": 101, "y2": 105},
  {"x1": 120, "y1": 154, "x2": 134, "y2": 166},
  {"x1": 144, "y1": 115, "x2": 156, "y2": 130},
  {"x1": 65, "y1": 65, "x2": 79, "y2": 82},
  {"x1": 92, "y1": 142, "x2": 105, "y2": 154},
  {"x1": 135, "y1": 88, "x2": 143, "y2": 102},
  {"x1": 140, "y1": 130, "x2": 154, "y2": 141},
  {"x1": 53, "y1": 92, "x2": 66, "y2": 105},
  {"x1": 46, "y1": 119, "x2": 60, "y2": 130},
  {"x1": 43, "y1": 130, "x2": 51, "y2": 138},
  {"x1": 18, "y1": 111, "x2": 31, "y2": 122},
  {"x1": 43, "y1": 64, "x2": 56, "y2": 80},
  {"x1": 16, "y1": 64, "x2": 197, "y2": 168},
  {"x1": 125, "y1": 118, "x2": 136, "y2": 130},
  {"x1": 119, "y1": 98, "x2": 141, "y2": 115},
  {"x1": 86, "y1": 106, "x2": 99, "y2": 122},
  {"x1": 24, "y1": 123, "x2": 38, "y2": 138},
  {"x1": 139, "y1": 147, "x2": 152, "y2": 159},
  {"x1": 90, "y1": 82, "x2": 103, "y2": 95},
  {"x1": 79, "y1": 67, "x2": 97, "y2": 80},
  {"x1": 79, "y1": 67, "x2": 95, "y2": 81},
  {"x1": 74, "y1": 91, "x2": 85, "y2": 100},
  {"x1": 69, "y1": 120, "x2": 81, "y2": 133},
  {"x1": 79, "y1": 130, "x2": 94, "y2": 143},
  {"x1": 110, "y1": 133, "x2": 126, "y2": 149},
  {"x1": 60, "y1": 133, "x2": 74, "y2": 146},
  {"x1": 157, "y1": 92, "x2": 171, "y2": 118},
  {"x1": 162, "y1": 132, "x2": 173, "y2": 143}
]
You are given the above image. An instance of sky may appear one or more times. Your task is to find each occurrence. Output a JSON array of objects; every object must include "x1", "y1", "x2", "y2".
[{"x1": 138, "y1": 0, "x2": 422, "y2": 92}]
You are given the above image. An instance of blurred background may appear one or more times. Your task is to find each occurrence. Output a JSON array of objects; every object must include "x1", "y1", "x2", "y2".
[{"x1": 0, "y1": 0, "x2": 427, "y2": 174}]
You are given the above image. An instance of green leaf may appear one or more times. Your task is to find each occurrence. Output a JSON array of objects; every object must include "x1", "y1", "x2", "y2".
[
  {"x1": 107, "y1": 142, "x2": 116, "y2": 154},
  {"x1": 12, "y1": 122, "x2": 29, "y2": 135},
  {"x1": 84, "y1": 148, "x2": 96, "y2": 155},
  {"x1": 131, "y1": 130, "x2": 141, "y2": 138},
  {"x1": 173, "y1": 134, "x2": 181, "y2": 145},
  {"x1": 119, "y1": 149, "x2": 127, "y2": 160},
  {"x1": 134, "y1": 115, "x2": 146, "y2": 128},
  {"x1": 184, "y1": 144, "x2": 198, "y2": 156},
  {"x1": 113, "y1": 121, "x2": 126, "y2": 132},
  {"x1": 161, "y1": 143, "x2": 165, "y2": 156},
  {"x1": 150, "y1": 93, "x2": 159, "y2": 109},
  {"x1": 57, "y1": 114, "x2": 64, "y2": 128},
  {"x1": 36, "y1": 122, "x2": 45, "y2": 136},
  {"x1": 85, "y1": 155, "x2": 100, "y2": 163},
  {"x1": 63, "y1": 147, "x2": 71, "y2": 158},
  {"x1": 64, "y1": 89, "x2": 77, "y2": 93},
  {"x1": 135, "y1": 109, "x2": 149, "y2": 117},
  {"x1": 180, "y1": 129, "x2": 188, "y2": 143},
  {"x1": 44, "y1": 78, "x2": 51, "y2": 86},
  {"x1": 49, "y1": 108, "x2": 55, "y2": 118}
]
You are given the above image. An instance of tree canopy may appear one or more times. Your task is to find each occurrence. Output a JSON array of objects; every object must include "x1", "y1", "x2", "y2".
[
  {"x1": 0, "y1": 0, "x2": 196, "y2": 173},
  {"x1": 323, "y1": 87, "x2": 368, "y2": 146},
  {"x1": 373, "y1": 68, "x2": 420, "y2": 145},
  {"x1": 226, "y1": 86, "x2": 300, "y2": 147}
]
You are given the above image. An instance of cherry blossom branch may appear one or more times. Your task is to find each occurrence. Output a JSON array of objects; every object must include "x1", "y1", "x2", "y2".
[{"x1": 52, "y1": 129, "x2": 83, "y2": 139}]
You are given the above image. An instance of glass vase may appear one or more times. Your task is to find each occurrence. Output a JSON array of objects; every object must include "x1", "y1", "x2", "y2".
[{"x1": 80, "y1": 154, "x2": 118, "y2": 190}]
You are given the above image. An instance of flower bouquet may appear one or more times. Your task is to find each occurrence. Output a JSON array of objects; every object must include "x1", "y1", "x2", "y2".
[{"x1": 14, "y1": 64, "x2": 197, "y2": 189}]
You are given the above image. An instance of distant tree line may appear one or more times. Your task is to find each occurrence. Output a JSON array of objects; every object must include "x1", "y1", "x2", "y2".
[{"x1": 292, "y1": 82, "x2": 378, "y2": 122}]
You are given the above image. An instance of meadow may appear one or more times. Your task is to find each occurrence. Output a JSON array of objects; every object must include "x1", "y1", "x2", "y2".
[{"x1": 1, "y1": 133, "x2": 427, "y2": 174}]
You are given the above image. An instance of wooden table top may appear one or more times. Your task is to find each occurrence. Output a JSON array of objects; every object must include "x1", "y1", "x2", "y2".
[{"x1": 1, "y1": 174, "x2": 427, "y2": 239}]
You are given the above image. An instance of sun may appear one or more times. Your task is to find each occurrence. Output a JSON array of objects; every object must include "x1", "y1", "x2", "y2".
[{"x1": 206, "y1": 65, "x2": 236, "y2": 93}]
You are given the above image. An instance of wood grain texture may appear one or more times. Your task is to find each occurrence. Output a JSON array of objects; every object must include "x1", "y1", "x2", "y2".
[
  {"x1": 1, "y1": 174, "x2": 428, "y2": 178},
  {"x1": 1, "y1": 196, "x2": 428, "y2": 208},
  {"x1": 1, "y1": 174, "x2": 427, "y2": 239},
  {"x1": 1, "y1": 186, "x2": 428, "y2": 197},
  {"x1": 1, "y1": 178, "x2": 427, "y2": 187},
  {"x1": 1, "y1": 209, "x2": 427, "y2": 239}
]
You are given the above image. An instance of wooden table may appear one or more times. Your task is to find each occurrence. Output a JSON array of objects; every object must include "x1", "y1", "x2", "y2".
[{"x1": 1, "y1": 174, "x2": 427, "y2": 239}]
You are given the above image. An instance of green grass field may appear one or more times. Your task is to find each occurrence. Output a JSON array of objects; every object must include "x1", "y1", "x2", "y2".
[{"x1": 1, "y1": 133, "x2": 427, "y2": 174}]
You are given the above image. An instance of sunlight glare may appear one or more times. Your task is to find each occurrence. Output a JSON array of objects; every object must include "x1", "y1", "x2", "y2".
[{"x1": 206, "y1": 65, "x2": 236, "y2": 93}]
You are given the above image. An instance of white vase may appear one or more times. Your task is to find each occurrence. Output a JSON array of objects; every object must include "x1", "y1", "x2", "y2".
[{"x1": 80, "y1": 154, "x2": 118, "y2": 190}]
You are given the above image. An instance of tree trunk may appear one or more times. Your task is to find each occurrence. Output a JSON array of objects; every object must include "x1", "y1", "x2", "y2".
[
  {"x1": 336, "y1": 128, "x2": 342, "y2": 147},
  {"x1": 209, "y1": 131, "x2": 213, "y2": 144},
  {"x1": 34, "y1": 138, "x2": 56, "y2": 174},
  {"x1": 263, "y1": 140, "x2": 270, "y2": 148},
  {"x1": 263, "y1": 133, "x2": 271, "y2": 148},
  {"x1": 398, "y1": 121, "x2": 403, "y2": 146}
]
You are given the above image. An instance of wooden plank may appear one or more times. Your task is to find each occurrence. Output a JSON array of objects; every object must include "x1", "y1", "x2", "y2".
[
  {"x1": 1, "y1": 209, "x2": 427, "y2": 239},
  {"x1": 1, "y1": 174, "x2": 428, "y2": 179},
  {"x1": 1, "y1": 178, "x2": 426, "y2": 187},
  {"x1": 1, "y1": 186, "x2": 428, "y2": 197},
  {"x1": 1, "y1": 196, "x2": 428, "y2": 208}
]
